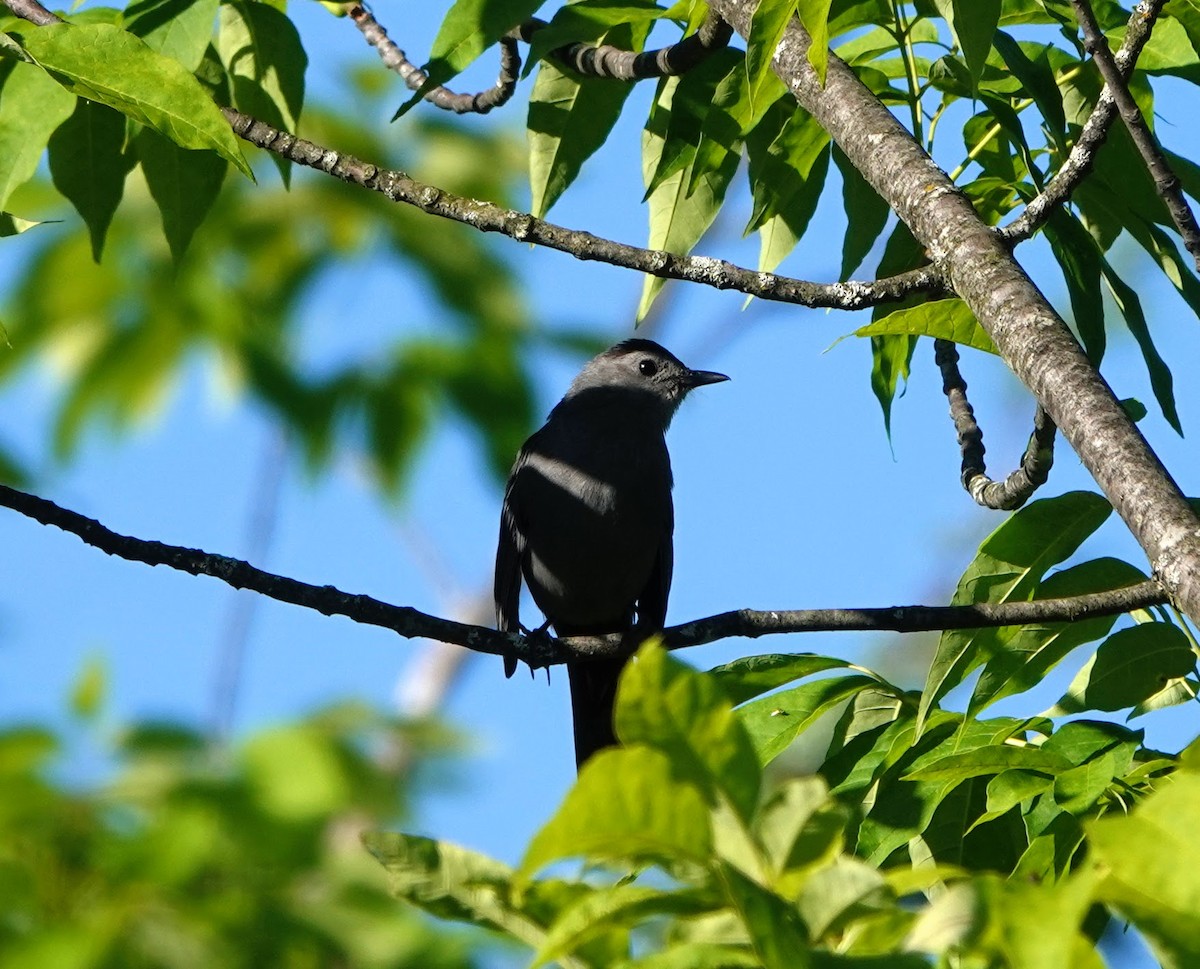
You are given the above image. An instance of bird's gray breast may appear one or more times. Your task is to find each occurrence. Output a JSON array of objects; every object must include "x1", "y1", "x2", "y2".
[{"x1": 511, "y1": 417, "x2": 672, "y2": 631}]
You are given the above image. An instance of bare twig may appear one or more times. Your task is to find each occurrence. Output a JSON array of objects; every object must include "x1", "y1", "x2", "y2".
[
  {"x1": 519, "y1": 11, "x2": 733, "y2": 80},
  {"x1": 0, "y1": 484, "x2": 1166, "y2": 666},
  {"x1": 349, "y1": 4, "x2": 520, "y2": 115},
  {"x1": 1003, "y1": 0, "x2": 1165, "y2": 243},
  {"x1": 935, "y1": 338, "x2": 1056, "y2": 510},
  {"x1": 222, "y1": 106, "x2": 947, "y2": 310},
  {"x1": 2, "y1": 0, "x2": 54, "y2": 24},
  {"x1": 1068, "y1": 0, "x2": 1200, "y2": 270}
]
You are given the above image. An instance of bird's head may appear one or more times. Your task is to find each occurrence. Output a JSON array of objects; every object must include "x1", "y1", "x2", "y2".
[{"x1": 559, "y1": 339, "x2": 729, "y2": 427}]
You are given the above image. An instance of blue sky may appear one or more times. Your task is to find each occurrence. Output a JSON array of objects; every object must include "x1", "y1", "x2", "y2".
[{"x1": 1, "y1": 6, "x2": 1198, "y2": 964}]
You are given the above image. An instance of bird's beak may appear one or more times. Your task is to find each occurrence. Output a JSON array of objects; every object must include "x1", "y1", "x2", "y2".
[{"x1": 684, "y1": 368, "x2": 730, "y2": 388}]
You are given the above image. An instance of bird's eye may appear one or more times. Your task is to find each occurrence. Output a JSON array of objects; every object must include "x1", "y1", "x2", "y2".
[{"x1": 638, "y1": 359, "x2": 658, "y2": 377}]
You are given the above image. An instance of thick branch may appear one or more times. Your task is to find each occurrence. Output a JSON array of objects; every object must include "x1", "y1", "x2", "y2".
[
  {"x1": 520, "y1": 11, "x2": 733, "y2": 80},
  {"x1": 222, "y1": 106, "x2": 947, "y2": 311},
  {"x1": 1004, "y1": 0, "x2": 1164, "y2": 243},
  {"x1": 704, "y1": 0, "x2": 1200, "y2": 620},
  {"x1": 935, "y1": 338, "x2": 1056, "y2": 510},
  {"x1": 1070, "y1": 0, "x2": 1200, "y2": 270},
  {"x1": 0, "y1": 484, "x2": 1165, "y2": 665}
]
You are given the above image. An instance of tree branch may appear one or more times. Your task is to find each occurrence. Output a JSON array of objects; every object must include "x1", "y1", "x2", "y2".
[
  {"x1": 0, "y1": 483, "x2": 1166, "y2": 664},
  {"x1": 1003, "y1": 0, "x2": 1165, "y2": 244},
  {"x1": 935, "y1": 338, "x2": 1056, "y2": 510},
  {"x1": 704, "y1": 0, "x2": 1200, "y2": 621},
  {"x1": 221, "y1": 106, "x2": 948, "y2": 311},
  {"x1": 348, "y1": 4, "x2": 520, "y2": 115},
  {"x1": 1069, "y1": 0, "x2": 1200, "y2": 270}
]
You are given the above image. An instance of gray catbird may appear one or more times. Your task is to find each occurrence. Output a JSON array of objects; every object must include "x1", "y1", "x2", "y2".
[{"x1": 494, "y1": 339, "x2": 728, "y2": 768}]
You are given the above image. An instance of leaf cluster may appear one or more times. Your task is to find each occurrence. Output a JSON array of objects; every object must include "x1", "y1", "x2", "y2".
[{"x1": 372, "y1": 491, "x2": 1200, "y2": 967}]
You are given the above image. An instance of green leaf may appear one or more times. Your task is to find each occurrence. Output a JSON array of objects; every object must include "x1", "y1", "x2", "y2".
[
  {"x1": 867, "y1": 222, "x2": 925, "y2": 438},
  {"x1": 756, "y1": 776, "x2": 846, "y2": 875},
  {"x1": 932, "y1": 0, "x2": 1000, "y2": 86},
  {"x1": 850, "y1": 298, "x2": 997, "y2": 353},
  {"x1": 991, "y1": 33, "x2": 1067, "y2": 151},
  {"x1": 1089, "y1": 772, "x2": 1200, "y2": 968},
  {"x1": 0, "y1": 59, "x2": 76, "y2": 211},
  {"x1": 527, "y1": 59, "x2": 635, "y2": 217},
  {"x1": 614, "y1": 943, "x2": 760, "y2": 969},
  {"x1": 396, "y1": 0, "x2": 545, "y2": 117},
  {"x1": 364, "y1": 831, "x2": 558, "y2": 949},
  {"x1": 708, "y1": 653, "x2": 853, "y2": 706},
  {"x1": 616, "y1": 643, "x2": 762, "y2": 822},
  {"x1": 797, "y1": 0, "x2": 834, "y2": 84},
  {"x1": 796, "y1": 857, "x2": 889, "y2": 939},
  {"x1": 717, "y1": 862, "x2": 813, "y2": 969},
  {"x1": 0, "y1": 211, "x2": 53, "y2": 236},
  {"x1": 1044, "y1": 209, "x2": 1106, "y2": 363},
  {"x1": 242, "y1": 723, "x2": 348, "y2": 820},
  {"x1": 518, "y1": 746, "x2": 713, "y2": 881},
  {"x1": 739, "y1": 674, "x2": 878, "y2": 765},
  {"x1": 917, "y1": 491, "x2": 1112, "y2": 735},
  {"x1": 18, "y1": 23, "x2": 251, "y2": 176},
  {"x1": 215, "y1": 0, "x2": 305, "y2": 133},
  {"x1": 744, "y1": 101, "x2": 831, "y2": 274},
  {"x1": 902, "y1": 744, "x2": 1074, "y2": 782},
  {"x1": 48, "y1": 98, "x2": 132, "y2": 261},
  {"x1": 968, "y1": 557, "x2": 1149, "y2": 716},
  {"x1": 136, "y1": 126, "x2": 228, "y2": 262},
  {"x1": 1046, "y1": 622, "x2": 1197, "y2": 715},
  {"x1": 534, "y1": 885, "x2": 719, "y2": 968},
  {"x1": 124, "y1": 0, "x2": 219, "y2": 71},
  {"x1": 637, "y1": 73, "x2": 740, "y2": 319},
  {"x1": 746, "y1": 0, "x2": 796, "y2": 111},
  {"x1": 69, "y1": 654, "x2": 107, "y2": 719},
  {"x1": 833, "y1": 145, "x2": 889, "y2": 278}
]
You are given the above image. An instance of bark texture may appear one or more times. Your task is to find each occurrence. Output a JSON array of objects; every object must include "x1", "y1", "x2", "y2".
[{"x1": 707, "y1": 0, "x2": 1200, "y2": 620}]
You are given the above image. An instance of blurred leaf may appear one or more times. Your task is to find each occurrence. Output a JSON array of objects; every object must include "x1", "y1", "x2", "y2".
[
  {"x1": 519, "y1": 746, "x2": 713, "y2": 881},
  {"x1": 707, "y1": 653, "x2": 853, "y2": 706},
  {"x1": 616, "y1": 643, "x2": 762, "y2": 821},
  {"x1": 1047, "y1": 622, "x2": 1197, "y2": 715},
  {"x1": 917, "y1": 491, "x2": 1112, "y2": 735},
  {"x1": 242, "y1": 723, "x2": 350, "y2": 820},
  {"x1": 0, "y1": 59, "x2": 76, "y2": 211},
  {"x1": 534, "y1": 885, "x2": 720, "y2": 968},
  {"x1": 797, "y1": 857, "x2": 889, "y2": 939},
  {"x1": 614, "y1": 943, "x2": 760, "y2": 968},
  {"x1": 48, "y1": 98, "x2": 133, "y2": 260},
  {"x1": 850, "y1": 299, "x2": 997, "y2": 353},
  {"x1": 1090, "y1": 772, "x2": 1200, "y2": 968},
  {"x1": 717, "y1": 862, "x2": 813, "y2": 968},
  {"x1": 18, "y1": 23, "x2": 252, "y2": 176},
  {"x1": 68, "y1": 655, "x2": 106, "y2": 720}
]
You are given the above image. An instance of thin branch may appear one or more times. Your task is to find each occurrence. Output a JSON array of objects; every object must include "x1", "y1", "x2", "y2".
[
  {"x1": 0, "y1": 484, "x2": 1167, "y2": 667},
  {"x1": 1004, "y1": 0, "x2": 1165, "y2": 243},
  {"x1": 221, "y1": 106, "x2": 946, "y2": 310},
  {"x1": 2, "y1": 0, "x2": 54, "y2": 24},
  {"x1": 1069, "y1": 0, "x2": 1200, "y2": 270},
  {"x1": 349, "y1": 4, "x2": 520, "y2": 115},
  {"x1": 518, "y1": 11, "x2": 734, "y2": 80},
  {"x1": 935, "y1": 338, "x2": 1056, "y2": 510}
]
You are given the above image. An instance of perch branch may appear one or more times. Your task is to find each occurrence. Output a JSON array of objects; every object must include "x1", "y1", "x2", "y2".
[{"x1": 0, "y1": 484, "x2": 1166, "y2": 666}]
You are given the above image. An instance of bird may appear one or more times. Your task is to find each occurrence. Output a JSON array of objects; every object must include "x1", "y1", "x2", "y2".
[{"x1": 494, "y1": 338, "x2": 729, "y2": 769}]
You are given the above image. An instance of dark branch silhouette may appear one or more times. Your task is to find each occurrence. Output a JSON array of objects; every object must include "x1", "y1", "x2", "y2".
[
  {"x1": 935, "y1": 338, "x2": 1056, "y2": 510},
  {"x1": 0, "y1": 484, "x2": 1166, "y2": 667}
]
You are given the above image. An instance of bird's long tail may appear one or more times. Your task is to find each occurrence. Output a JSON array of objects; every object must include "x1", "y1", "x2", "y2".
[{"x1": 567, "y1": 657, "x2": 626, "y2": 770}]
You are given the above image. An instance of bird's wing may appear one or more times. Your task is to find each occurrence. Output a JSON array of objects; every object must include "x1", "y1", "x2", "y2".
[
  {"x1": 494, "y1": 452, "x2": 527, "y2": 678},
  {"x1": 637, "y1": 492, "x2": 674, "y2": 632}
]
